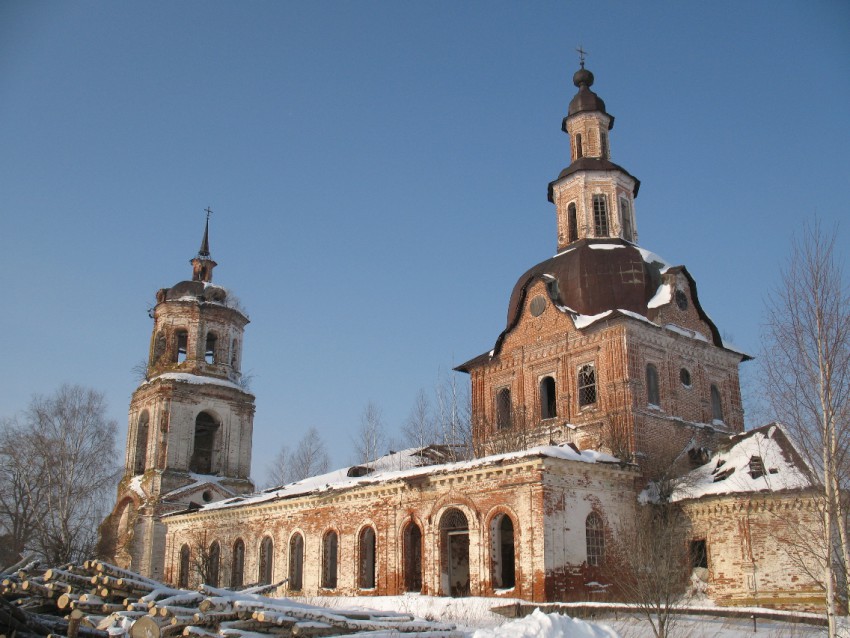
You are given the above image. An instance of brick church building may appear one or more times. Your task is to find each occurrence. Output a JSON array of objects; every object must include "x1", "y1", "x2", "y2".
[{"x1": 99, "y1": 64, "x2": 825, "y2": 611}]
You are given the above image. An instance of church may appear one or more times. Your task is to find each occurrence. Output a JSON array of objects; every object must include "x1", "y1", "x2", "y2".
[{"x1": 99, "y1": 64, "x2": 825, "y2": 611}]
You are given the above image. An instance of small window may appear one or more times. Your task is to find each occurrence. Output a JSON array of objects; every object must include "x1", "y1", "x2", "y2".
[
  {"x1": 711, "y1": 384, "x2": 723, "y2": 422},
  {"x1": 592, "y1": 194, "x2": 609, "y2": 237},
  {"x1": 619, "y1": 197, "x2": 633, "y2": 241},
  {"x1": 568, "y1": 203, "x2": 578, "y2": 242},
  {"x1": 134, "y1": 411, "x2": 150, "y2": 474},
  {"x1": 690, "y1": 540, "x2": 708, "y2": 569},
  {"x1": 288, "y1": 533, "x2": 304, "y2": 591},
  {"x1": 490, "y1": 514, "x2": 516, "y2": 589},
  {"x1": 175, "y1": 329, "x2": 188, "y2": 363},
  {"x1": 585, "y1": 512, "x2": 604, "y2": 567},
  {"x1": 208, "y1": 541, "x2": 220, "y2": 587},
  {"x1": 646, "y1": 364, "x2": 660, "y2": 406},
  {"x1": 358, "y1": 527, "x2": 377, "y2": 589},
  {"x1": 600, "y1": 131, "x2": 609, "y2": 159},
  {"x1": 496, "y1": 388, "x2": 512, "y2": 430},
  {"x1": 230, "y1": 539, "x2": 245, "y2": 588},
  {"x1": 680, "y1": 368, "x2": 692, "y2": 387},
  {"x1": 322, "y1": 531, "x2": 338, "y2": 589},
  {"x1": 258, "y1": 536, "x2": 273, "y2": 585},
  {"x1": 575, "y1": 133, "x2": 583, "y2": 159},
  {"x1": 578, "y1": 364, "x2": 597, "y2": 407},
  {"x1": 230, "y1": 338, "x2": 239, "y2": 369},
  {"x1": 178, "y1": 544, "x2": 190, "y2": 588},
  {"x1": 205, "y1": 332, "x2": 217, "y2": 364},
  {"x1": 749, "y1": 455, "x2": 766, "y2": 479},
  {"x1": 540, "y1": 376, "x2": 557, "y2": 419}
]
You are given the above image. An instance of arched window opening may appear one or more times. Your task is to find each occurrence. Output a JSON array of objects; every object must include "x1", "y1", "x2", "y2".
[
  {"x1": 575, "y1": 133, "x2": 583, "y2": 159},
  {"x1": 288, "y1": 534, "x2": 304, "y2": 591},
  {"x1": 230, "y1": 539, "x2": 245, "y2": 588},
  {"x1": 190, "y1": 412, "x2": 219, "y2": 474},
  {"x1": 578, "y1": 364, "x2": 597, "y2": 407},
  {"x1": 490, "y1": 514, "x2": 516, "y2": 589},
  {"x1": 175, "y1": 329, "x2": 188, "y2": 364},
  {"x1": 540, "y1": 377, "x2": 557, "y2": 420},
  {"x1": 205, "y1": 332, "x2": 217, "y2": 365},
  {"x1": 620, "y1": 197, "x2": 633, "y2": 241},
  {"x1": 496, "y1": 388, "x2": 512, "y2": 430},
  {"x1": 153, "y1": 331, "x2": 166, "y2": 365},
  {"x1": 586, "y1": 512, "x2": 605, "y2": 567},
  {"x1": 568, "y1": 203, "x2": 578, "y2": 243},
  {"x1": 592, "y1": 195, "x2": 609, "y2": 237},
  {"x1": 358, "y1": 527, "x2": 377, "y2": 589},
  {"x1": 322, "y1": 531, "x2": 338, "y2": 589},
  {"x1": 600, "y1": 131, "x2": 609, "y2": 159},
  {"x1": 646, "y1": 364, "x2": 660, "y2": 406},
  {"x1": 207, "y1": 541, "x2": 220, "y2": 587},
  {"x1": 178, "y1": 544, "x2": 190, "y2": 588},
  {"x1": 134, "y1": 411, "x2": 149, "y2": 474},
  {"x1": 231, "y1": 339, "x2": 239, "y2": 369},
  {"x1": 403, "y1": 522, "x2": 423, "y2": 593},
  {"x1": 440, "y1": 508, "x2": 470, "y2": 597},
  {"x1": 258, "y1": 536, "x2": 273, "y2": 585},
  {"x1": 711, "y1": 384, "x2": 724, "y2": 422}
]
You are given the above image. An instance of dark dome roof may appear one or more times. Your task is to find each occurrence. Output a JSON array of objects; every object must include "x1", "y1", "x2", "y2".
[{"x1": 505, "y1": 238, "x2": 663, "y2": 327}]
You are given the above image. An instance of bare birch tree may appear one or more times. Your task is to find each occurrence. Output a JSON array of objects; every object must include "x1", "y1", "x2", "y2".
[
  {"x1": 288, "y1": 427, "x2": 330, "y2": 482},
  {"x1": 264, "y1": 444, "x2": 290, "y2": 488},
  {"x1": 402, "y1": 389, "x2": 434, "y2": 451},
  {"x1": 762, "y1": 222, "x2": 850, "y2": 634},
  {"x1": 354, "y1": 402, "x2": 385, "y2": 465},
  {"x1": 434, "y1": 370, "x2": 472, "y2": 461}
]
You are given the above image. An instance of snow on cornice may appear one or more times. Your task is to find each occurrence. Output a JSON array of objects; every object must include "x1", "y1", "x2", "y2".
[
  {"x1": 144, "y1": 372, "x2": 241, "y2": 391},
  {"x1": 162, "y1": 472, "x2": 236, "y2": 500},
  {"x1": 572, "y1": 310, "x2": 612, "y2": 328},
  {"x1": 663, "y1": 323, "x2": 710, "y2": 343}
]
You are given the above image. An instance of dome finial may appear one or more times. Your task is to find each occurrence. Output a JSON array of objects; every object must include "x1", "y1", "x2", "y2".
[
  {"x1": 572, "y1": 45, "x2": 594, "y2": 89},
  {"x1": 198, "y1": 207, "x2": 212, "y2": 258},
  {"x1": 576, "y1": 45, "x2": 587, "y2": 69},
  {"x1": 191, "y1": 207, "x2": 217, "y2": 282}
]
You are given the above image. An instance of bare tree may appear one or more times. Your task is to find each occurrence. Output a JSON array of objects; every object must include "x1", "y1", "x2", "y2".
[
  {"x1": 189, "y1": 529, "x2": 222, "y2": 587},
  {"x1": 403, "y1": 389, "x2": 434, "y2": 451},
  {"x1": 762, "y1": 222, "x2": 850, "y2": 634},
  {"x1": 434, "y1": 370, "x2": 472, "y2": 461},
  {"x1": 288, "y1": 427, "x2": 330, "y2": 482},
  {"x1": 0, "y1": 385, "x2": 118, "y2": 564},
  {"x1": 264, "y1": 444, "x2": 290, "y2": 489},
  {"x1": 354, "y1": 402, "x2": 386, "y2": 466}
]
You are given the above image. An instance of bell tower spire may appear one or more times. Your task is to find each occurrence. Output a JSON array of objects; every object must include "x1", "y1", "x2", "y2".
[{"x1": 191, "y1": 208, "x2": 217, "y2": 283}]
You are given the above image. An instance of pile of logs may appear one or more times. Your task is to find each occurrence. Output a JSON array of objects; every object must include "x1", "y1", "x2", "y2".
[{"x1": 0, "y1": 559, "x2": 461, "y2": 638}]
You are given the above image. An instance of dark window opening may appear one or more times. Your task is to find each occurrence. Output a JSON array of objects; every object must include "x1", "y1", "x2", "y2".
[
  {"x1": 585, "y1": 512, "x2": 604, "y2": 567},
  {"x1": 491, "y1": 514, "x2": 516, "y2": 589},
  {"x1": 231, "y1": 339, "x2": 239, "y2": 369},
  {"x1": 496, "y1": 388, "x2": 512, "y2": 430},
  {"x1": 711, "y1": 384, "x2": 724, "y2": 422},
  {"x1": 578, "y1": 364, "x2": 597, "y2": 407},
  {"x1": 178, "y1": 544, "x2": 190, "y2": 588},
  {"x1": 749, "y1": 455, "x2": 766, "y2": 479},
  {"x1": 403, "y1": 522, "x2": 423, "y2": 593},
  {"x1": 620, "y1": 198, "x2": 633, "y2": 241},
  {"x1": 190, "y1": 412, "x2": 219, "y2": 474},
  {"x1": 592, "y1": 195, "x2": 609, "y2": 237},
  {"x1": 205, "y1": 332, "x2": 217, "y2": 365},
  {"x1": 575, "y1": 133, "x2": 583, "y2": 159},
  {"x1": 258, "y1": 536, "x2": 273, "y2": 585},
  {"x1": 230, "y1": 539, "x2": 245, "y2": 588},
  {"x1": 208, "y1": 541, "x2": 220, "y2": 587},
  {"x1": 600, "y1": 131, "x2": 609, "y2": 159},
  {"x1": 646, "y1": 364, "x2": 660, "y2": 406},
  {"x1": 322, "y1": 531, "x2": 338, "y2": 589},
  {"x1": 680, "y1": 368, "x2": 692, "y2": 387},
  {"x1": 568, "y1": 203, "x2": 578, "y2": 242},
  {"x1": 690, "y1": 540, "x2": 708, "y2": 569},
  {"x1": 134, "y1": 411, "x2": 149, "y2": 474},
  {"x1": 358, "y1": 527, "x2": 377, "y2": 589},
  {"x1": 288, "y1": 534, "x2": 304, "y2": 591},
  {"x1": 540, "y1": 376, "x2": 557, "y2": 420},
  {"x1": 175, "y1": 330, "x2": 188, "y2": 364}
]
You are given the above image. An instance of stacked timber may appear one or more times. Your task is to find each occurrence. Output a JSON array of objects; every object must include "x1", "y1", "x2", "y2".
[{"x1": 0, "y1": 560, "x2": 462, "y2": 638}]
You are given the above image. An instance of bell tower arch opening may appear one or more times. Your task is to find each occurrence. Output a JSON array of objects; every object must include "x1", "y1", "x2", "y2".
[{"x1": 190, "y1": 411, "x2": 220, "y2": 474}]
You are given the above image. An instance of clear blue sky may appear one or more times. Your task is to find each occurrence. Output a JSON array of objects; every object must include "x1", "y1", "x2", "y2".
[{"x1": 2, "y1": 1, "x2": 849, "y2": 484}]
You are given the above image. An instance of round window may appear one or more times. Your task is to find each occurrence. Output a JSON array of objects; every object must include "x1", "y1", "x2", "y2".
[
  {"x1": 680, "y1": 368, "x2": 692, "y2": 387},
  {"x1": 202, "y1": 490, "x2": 213, "y2": 503},
  {"x1": 529, "y1": 295, "x2": 547, "y2": 317},
  {"x1": 675, "y1": 290, "x2": 688, "y2": 310}
]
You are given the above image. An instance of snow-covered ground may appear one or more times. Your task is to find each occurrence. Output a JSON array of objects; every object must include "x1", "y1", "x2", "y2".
[{"x1": 306, "y1": 594, "x2": 829, "y2": 637}]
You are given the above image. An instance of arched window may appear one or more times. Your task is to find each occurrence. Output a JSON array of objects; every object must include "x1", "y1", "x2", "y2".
[
  {"x1": 190, "y1": 412, "x2": 218, "y2": 474},
  {"x1": 439, "y1": 508, "x2": 470, "y2": 597},
  {"x1": 230, "y1": 539, "x2": 245, "y2": 588},
  {"x1": 208, "y1": 541, "x2": 220, "y2": 587},
  {"x1": 620, "y1": 197, "x2": 633, "y2": 241},
  {"x1": 585, "y1": 512, "x2": 604, "y2": 567},
  {"x1": 568, "y1": 203, "x2": 578, "y2": 242},
  {"x1": 711, "y1": 384, "x2": 724, "y2": 422},
  {"x1": 575, "y1": 133, "x2": 583, "y2": 159},
  {"x1": 592, "y1": 194, "x2": 609, "y2": 237},
  {"x1": 600, "y1": 131, "x2": 609, "y2": 159},
  {"x1": 134, "y1": 411, "x2": 149, "y2": 474},
  {"x1": 646, "y1": 364, "x2": 660, "y2": 406},
  {"x1": 496, "y1": 388, "x2": 512, "y2": 430},
  {"x1": 358, "y1": 527, "x2": 377, "y2": 589},
  {"x1": 490, "y1": 514, "x2": 516, "y2": 589},
  {"x1": 230, "y1": 338, "x2": 239, "y2": 369},
  {"x1": 205, "y1": 332, "x2": 218, "y2": 364},
  {"x1": 178, "y1": 544, "x2": 190, "y2": 588},
  {"x1": 321, "y1": 531, "x2": 338, "y2": 589},
  {"x1": 175, "y1": 329, "x2": 188, "y2": 363},
  {"x1": 403, "y1": 521, "x2": 423, "y2": 593},
  {"x1": 258, "y1": 536, "x2": 273, "y2": 585},
  {"x1": 540, "y1": 376, "x2": 557, "y2": 420},
  {"x1": 578, "y1": 364, "x2": 597, "y2": 407},
  {"x1": 288, "y1": 533, "x2": 304, "y2": 591}
]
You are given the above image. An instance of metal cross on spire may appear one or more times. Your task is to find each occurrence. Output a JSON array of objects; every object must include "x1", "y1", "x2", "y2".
[
  {"x1": 576, "y1": 45, "x2": 588, "y2": 68},
  {"x1": 204, "y1": 206, "x2": 213, "y2": 221}
]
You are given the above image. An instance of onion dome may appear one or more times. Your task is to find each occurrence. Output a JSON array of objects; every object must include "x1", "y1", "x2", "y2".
[{"x1": 567, "y1": 66, "x2": 610, "y2": 122}]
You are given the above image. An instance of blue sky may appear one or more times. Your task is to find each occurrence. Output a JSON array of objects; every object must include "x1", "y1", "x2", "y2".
[{"x1": 2, "y1": 1, "x2": 849, "y2": 483}]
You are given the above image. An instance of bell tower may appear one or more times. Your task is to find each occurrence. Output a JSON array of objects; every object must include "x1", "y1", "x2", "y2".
[{"x1": 99, "y1": 214, "x2": 256, "y2": 579}]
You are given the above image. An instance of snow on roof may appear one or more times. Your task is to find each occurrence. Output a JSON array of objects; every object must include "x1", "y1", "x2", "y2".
[
  {"x1": 162, "y1": 472, "x2": 237, "y2": 500},
  {"x1": 588, "y1": 243, "x2": 625, "y2": 251},
  {"x1": 647, "y1": 282, "x2": 672, "y2": 309},
  {"x1": 672, "y1": 425, "x2": 813, "y2": 502},
  {"x1": 572, "y1": 310, "x2": 612, "y2": 329},
  {"x1": 663, "y1": 323, "x2": 710, "y2": 343},
  {"x1": 128, "y1": 475, "x2": 146, "y2": 498},
  {"x1": 635, "y1": 246, "x2": 671, "y2": 273},
  {"x1": 144, "y1": 372, "x2": 242, "y2": 391},
  {"x1": 197, "y1": 445, "x2": 622, "y2": 514}
]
